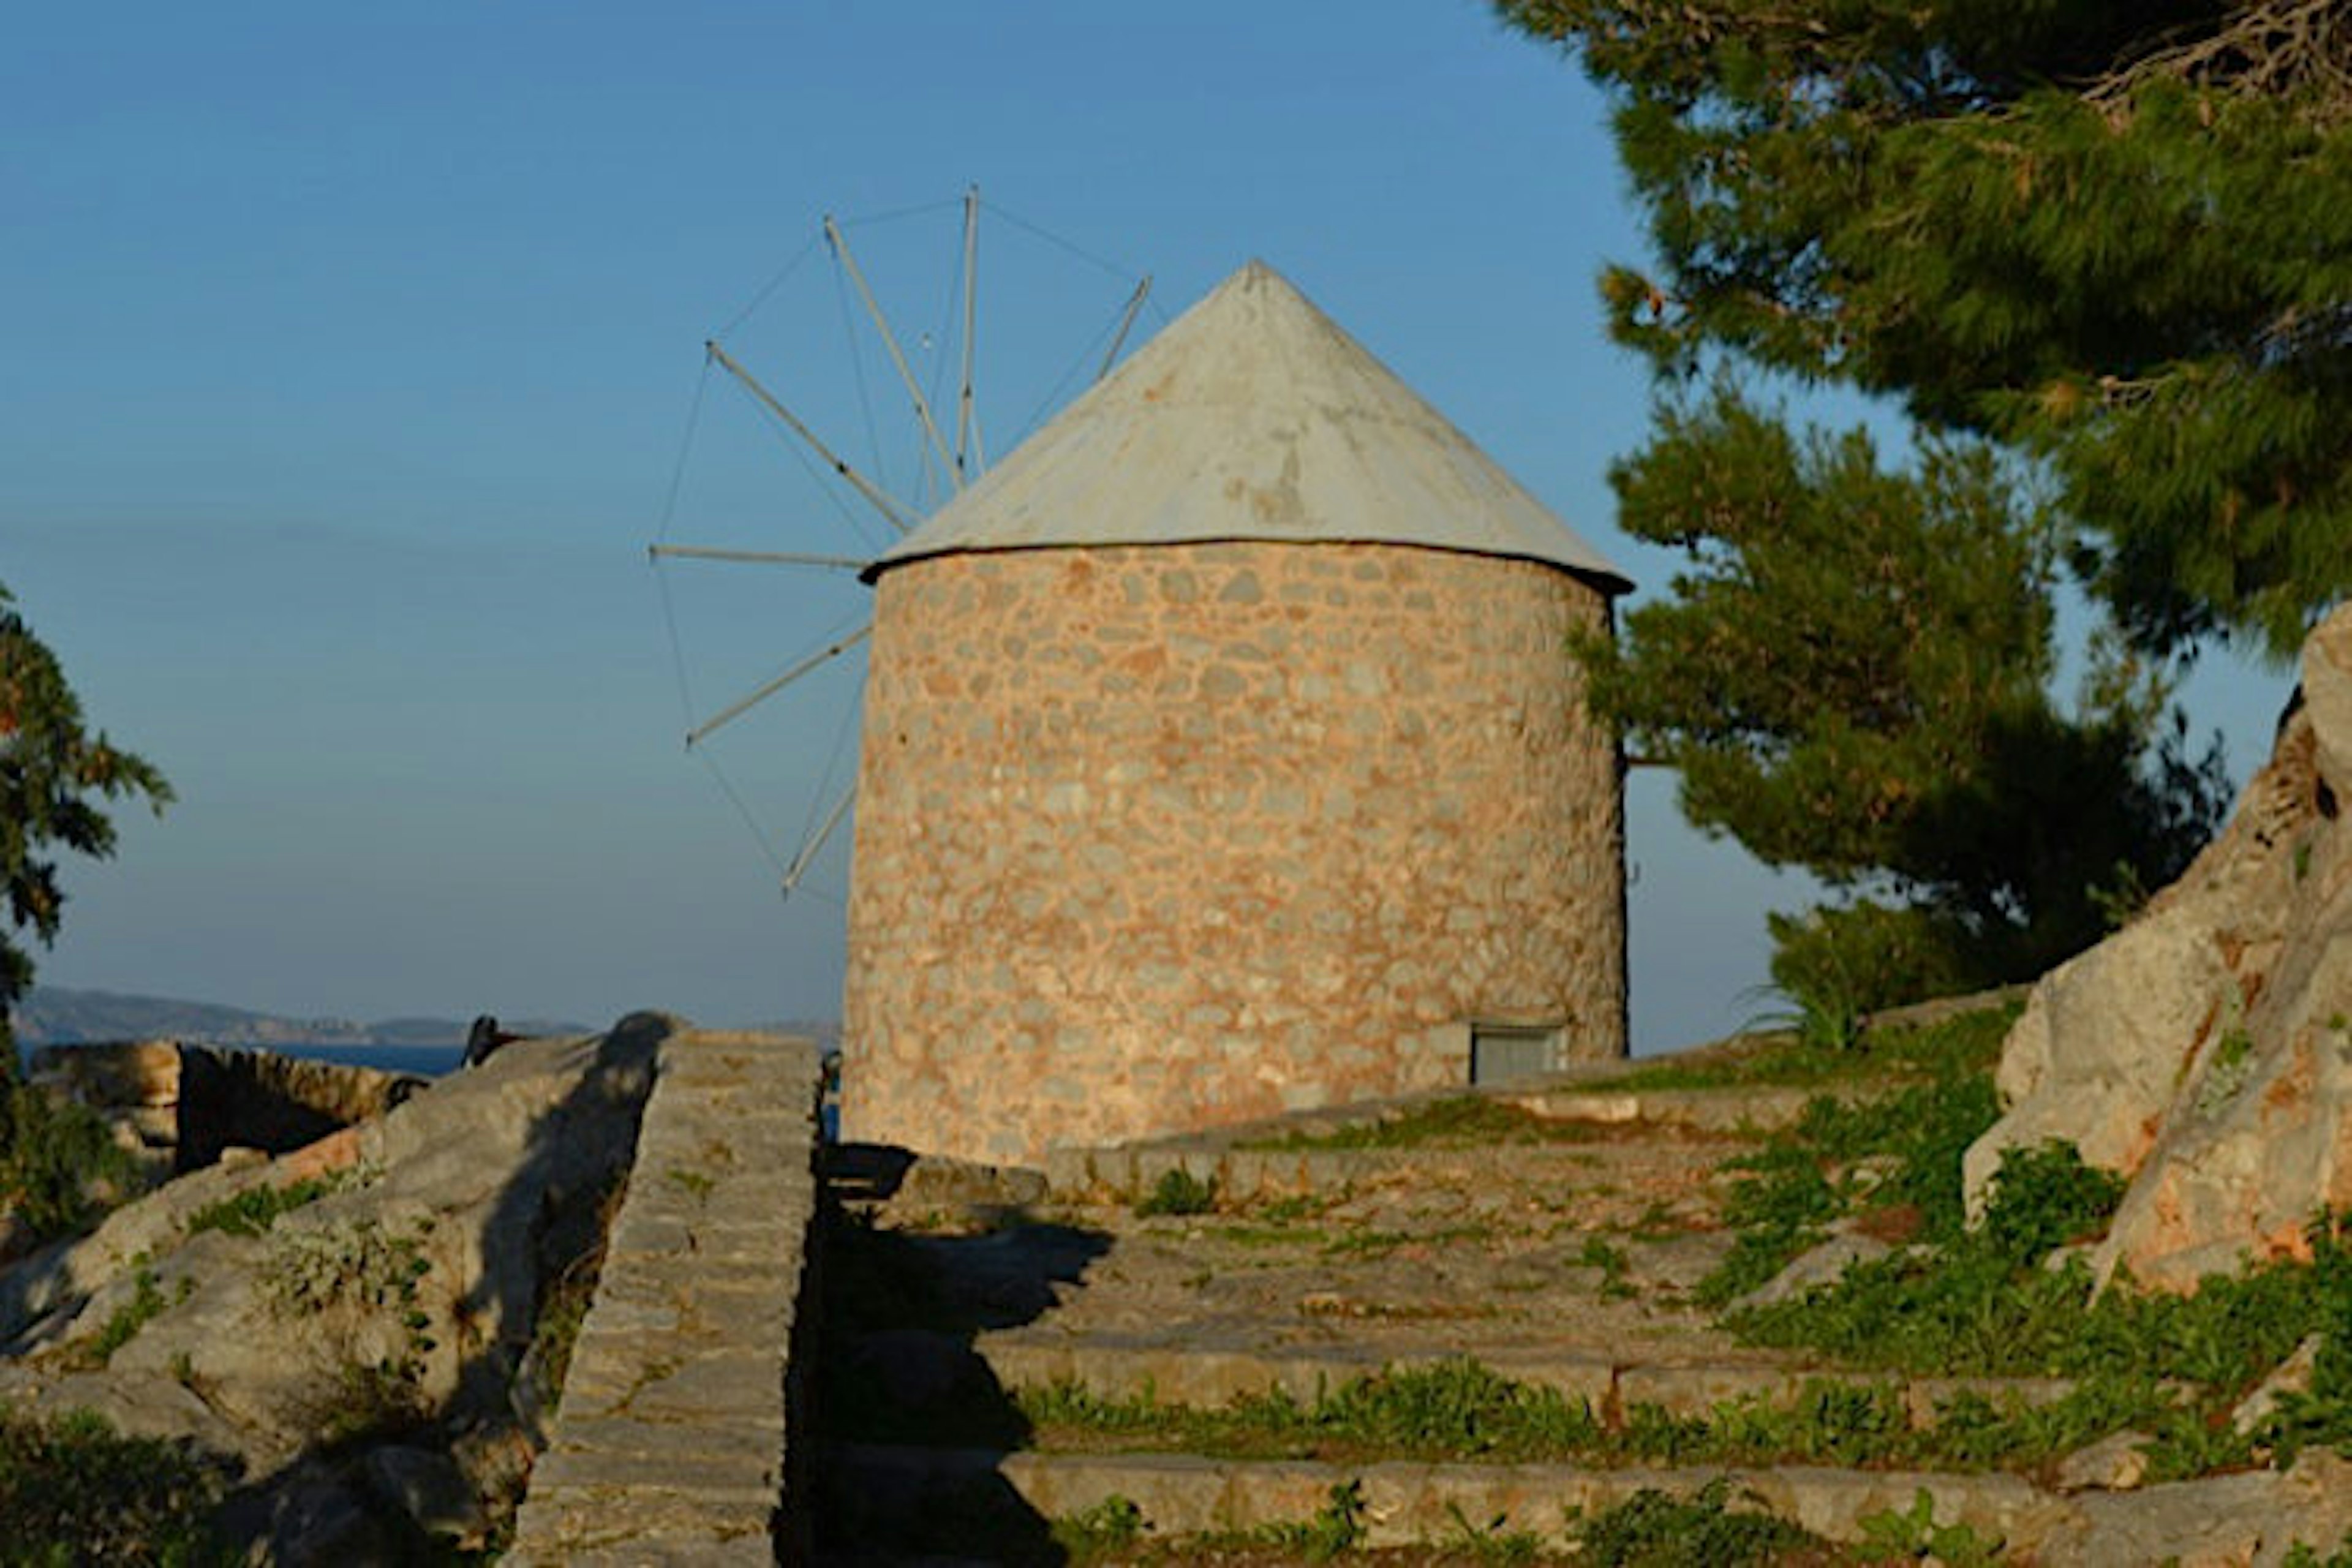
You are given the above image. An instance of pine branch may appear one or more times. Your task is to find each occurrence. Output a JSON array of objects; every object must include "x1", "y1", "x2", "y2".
[{"x1": 2086, "y1": 0, "x2": 2352, "y2": 126}]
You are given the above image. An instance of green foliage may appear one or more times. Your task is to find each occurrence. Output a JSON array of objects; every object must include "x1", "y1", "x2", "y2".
[
  {"x1": 1976, "y1": 1140, "x2": 2128, "y2": 1264},
  {"x1": 182, "y1": 1175, "x2": 340, "y2": 1240},
  {"x1": 1020, "y1": 1355, "x2": 2156, "y2": 1476},
  {"x1": 1730, "y1": 1173, "x2": 2352, "y2": 1476},
  {"x1": 1577, "y1": 1235, "x2": 1635, "y2": 1298},
  {"x1": 0, "y1": 1078, "x2": 136, "y2": 1245},
  {"x1": 1696, "y1": 1065, "x2": 2004, "y2": 1306},
  {"x1": 1020, "y1": 1359, "x2": 1610, "y2": 1464},
  {"x1": 1495, "y1": 0, "x2": 2352, "y2": 657},
  {"x1": 1052, "y1": 1493, "x2": 1148, "y2": 1559},
  {"x1": 1568, "y1": 1479, "x2": 1825, "y2": 1567},
  {"x1": 2285, "y1": 1532, "x2": 2352, "y2": 1568},
  {"x1": 259, "y1": 1216, "x2": 438, "y2": 1434},
  {"x1": 1580, "y1": 386, "x2": 2228, "y2": 1006},
  {"x1": 1767, "y1": 901, "x2": 1982, "y2": 1020},
  {"x1": 1605, "y1": 998, "x2": 2015, "y2": 1093},
  {"x1": 1855, "y1": 1488, "x2": 2003, "y2": 1567},
  {"x1": 1256, "y1": 1480, "x2": 1367, "y2": 1562},
  {"x1": 1440, "y1": 1502, "x2": 1548, "y2": 1564},
  {"x1": 1134, "y1": 1167, "x2": 1218, "y2": 1217},
  {"x1": 0, "y1": 582, "x2": 171, "y2": 1035},
  {"x1": 0, "y1": 1404, "x2": 227, "y2": 1566},
  {"x1": 83, "y1": 1267, "x2": 169, "y2": 1368},
  {"x1": 0, "y1": 583, "x2": 168, "y2": 1249}
]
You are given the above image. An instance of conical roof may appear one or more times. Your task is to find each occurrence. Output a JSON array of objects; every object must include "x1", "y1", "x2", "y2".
[{"x1": 865, "y1": 261, "x2": 1629, "y2": 592}]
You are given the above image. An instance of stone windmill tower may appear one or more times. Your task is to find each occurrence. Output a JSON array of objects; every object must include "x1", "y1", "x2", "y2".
[{"x1": 841, "y1": 261, "x2": 1630, "y2": 1166}]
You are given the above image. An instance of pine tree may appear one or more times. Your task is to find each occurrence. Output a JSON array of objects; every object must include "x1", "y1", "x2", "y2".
[
  {"x1": 1494, "y1": 0, "x2": 2337, "y2": 1003},
  {"x1": 1588, "y1": 387, "x2": 2226, "y2": 1008},
  {"x1": 1499, "y1": 0, "x2": 2352, "y2": 655}
]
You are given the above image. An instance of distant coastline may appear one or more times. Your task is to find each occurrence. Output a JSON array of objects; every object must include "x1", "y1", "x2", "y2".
[{"x1": 9, "y1": 984, "x2": 841, "y2": 1057}]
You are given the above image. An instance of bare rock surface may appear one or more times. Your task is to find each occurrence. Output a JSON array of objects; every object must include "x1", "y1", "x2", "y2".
[
  {"x1": 1966, "y1": 602, "x2": 2352, "y2": 1288},
  {"x1": 0, "y1": 1012, "x2": 669, "y2": 1555}
]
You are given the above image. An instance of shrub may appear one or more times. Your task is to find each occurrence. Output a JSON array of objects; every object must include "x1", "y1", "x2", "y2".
[
  {"x1": 0, "y1": 1078, "x2": 136, "y2": 1245},
  {"x1": 0, "y1": 1404, "x2": 227, "y2": 1564},
  {"x1": 1134, "y1": 1167, "x2": 1216, "y2": 1217}
]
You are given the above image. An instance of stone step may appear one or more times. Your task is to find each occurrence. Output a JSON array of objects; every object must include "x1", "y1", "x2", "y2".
[
  {"x1": 933, "y1": 1329, "x2": 2082, "y2": 1428},
  {"x1": 1044, "y1": 1130, "x2": 1752, "y2": 1206},
  {"x1": 826, "y1": 1441, "x2": 2081, "y2": 1553}
]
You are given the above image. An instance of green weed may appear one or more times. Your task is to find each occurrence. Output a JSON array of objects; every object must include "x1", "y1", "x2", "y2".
[
  {"x1": 1855, "y1": 1488, "x2": 2003, "y2": 1566},
  {"x1": 1695, "y1": 1063, "x2": 2006, "y2": 1307},
  {"x1": 81, "y1": 1267, "x2": 168, "y2": 1367},
  {"x1": 1577, "y1": 1236, "x2": 1635, "y2": 1300},
  {"x1": 1255, "y1": 1479, "x2": 1366, "y2": 1562},
  {"x1": 183, "y1": 1174, "x2": 341, "y2": 1238},
  {"x1": 2286, "y1": 1533, "x2": 2352, "y2": 1568},
  {"x1": 1052, "y1": 1493, "x2": 1148, "y2": 1559},
  {"x1": 1134, "y1": 1167, "x2": 1217, "y2": 1217},
  {"x1": 1440, "y1": 1502, "x2": 1548, "y2": 1564},
  {"x1": 1569, "y1": 1479, "x2": 1826, "y2": 1567}
]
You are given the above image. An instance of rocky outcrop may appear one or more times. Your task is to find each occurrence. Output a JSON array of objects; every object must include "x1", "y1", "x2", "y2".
[
  {"x1": 0, "y1": 1016, "x2": 668, "y2": 1557},
  {"x1": 1964, "y1": 606, "x2": 2352, "y2": 1288},
  {"x1": 29, "y1": 1040, "x2": 430, "y2": 1187}
]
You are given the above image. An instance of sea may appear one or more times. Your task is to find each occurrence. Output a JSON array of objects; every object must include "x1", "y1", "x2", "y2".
[
  {"x1": 19, "y1": 1040, "x2": 843, "y2": 1139},
  {"x1": 273, "y1": 1043, "x2": 464, "y2": 1078},
  {"x1": 13, "y1": 1041, "x2": 464, "y2": 1079}
]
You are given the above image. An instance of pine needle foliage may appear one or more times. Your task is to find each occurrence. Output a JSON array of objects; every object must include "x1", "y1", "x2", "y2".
[
  {"x1": 1584, "y1": 386, "x2": 2228, "y2": 1005},
  {"x1": 1497, "y1": 0, "x2": 2352, "y2": 657}
]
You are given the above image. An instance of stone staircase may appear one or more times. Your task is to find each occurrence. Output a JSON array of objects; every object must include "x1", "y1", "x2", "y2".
[{"x1": 809, "y1": 1066, "x2": 2132, "y2": 1563}]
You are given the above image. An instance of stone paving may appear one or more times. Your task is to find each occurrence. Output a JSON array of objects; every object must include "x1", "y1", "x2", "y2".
[
  {"x1": 507, "y1": 1028, "x2": 823, "y2": 1567},
  {"x1": 813, "y1": 1044, "x2": 2170, "y2": 1562}
]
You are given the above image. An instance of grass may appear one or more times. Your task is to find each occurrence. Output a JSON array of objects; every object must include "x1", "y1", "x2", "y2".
[
  {"x1": 1694, "y1": 1065, "x2": 2008, "y2": 1307},
  {"x1": 1683, "y1": 1008, "x2": 2352, "y2": 1477},
  {"x1": 1013, "y1": 1356, "x2": 2189, "y2": 1476},
  {"x1": 1569, "y1": 1479, "x2": 1830, "y2": 1567},
  {"x1": 1600, "y1": 1004, "x2": 2016, "y2": 1095},
  {"x1": 183, "y1": 1174, "x2": 342, "y2": 1238}
]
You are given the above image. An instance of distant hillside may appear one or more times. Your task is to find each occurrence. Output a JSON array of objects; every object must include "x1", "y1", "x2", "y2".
[
  {"x1": 9, "y1": 986, "x2": 839, "y2": 1052},
  {"x1": 9, "y1": 987, "x2": 588, "y2": 1049}
]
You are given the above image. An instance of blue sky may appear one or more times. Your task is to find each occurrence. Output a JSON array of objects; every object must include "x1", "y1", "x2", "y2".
[{"x1": 4, "y1": 3, "x2": 2288, "y2": 1049}]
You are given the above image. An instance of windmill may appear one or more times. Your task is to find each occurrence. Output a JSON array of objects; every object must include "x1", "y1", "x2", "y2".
[{"x1": 650, "y1": 189, "x2": 1155, "y2": 910}]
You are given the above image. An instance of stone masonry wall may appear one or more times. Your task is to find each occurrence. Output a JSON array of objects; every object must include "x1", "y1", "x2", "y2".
[
  {"x1": 844, "y1": 540, "x2": 1624, "y2": 1166},
  {"x1": 507, "y1": 1028, "x2": 822, "y2": 1566}
]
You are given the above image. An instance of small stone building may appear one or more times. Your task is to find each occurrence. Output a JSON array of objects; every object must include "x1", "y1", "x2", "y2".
[{"x1": 842, "y1": 262, "x2": 1630, "y2": 1166}]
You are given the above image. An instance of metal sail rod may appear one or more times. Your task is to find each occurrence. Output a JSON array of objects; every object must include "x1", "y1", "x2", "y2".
[
  {"x1": 705, "y1": 341, "x2": 918, "y2": 534},
  {"x1": 824, "y1": 214, "x2": 963, "y2": 492},
  {"x1": 649, "y1": 543, "x2": 871, "y2": 571},
  {"x1": 686, "y1": 623, "x2": 873, "y2": 750},
  {"x1": 1096, "y1": 276, "x2": 1153, "y2": 383},
  {"x1": 956, "y1": 184, "x2": 979, "y2": 480},
  {"x1": 782, "y1": 779, "x2": 858, "y2": 897}
]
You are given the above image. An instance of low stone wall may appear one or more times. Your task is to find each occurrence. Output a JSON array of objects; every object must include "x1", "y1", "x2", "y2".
[
  {"x1": 507, "y1": 1028, "x2": 823, "y2": 1566},
  {"x1": 26, "y1": 1041, "x2": 428, "y2": 1183}
]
